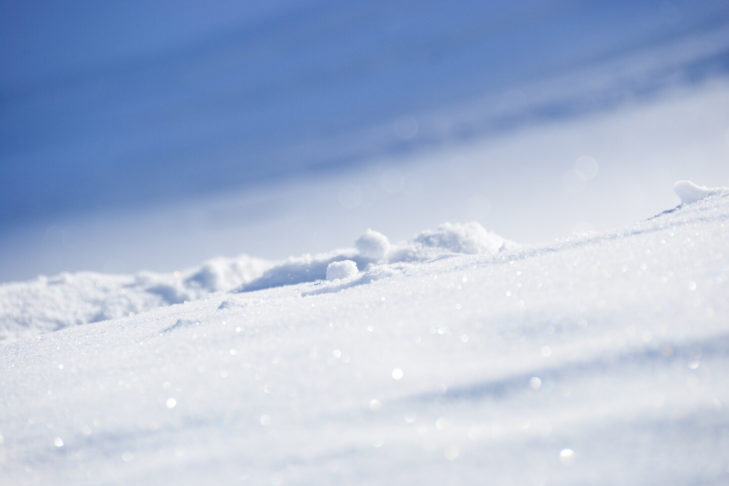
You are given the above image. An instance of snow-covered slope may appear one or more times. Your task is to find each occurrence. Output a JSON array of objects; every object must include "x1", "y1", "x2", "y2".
[{"x1": 1, "y1": 184, "x2": 728, "y2": 485}]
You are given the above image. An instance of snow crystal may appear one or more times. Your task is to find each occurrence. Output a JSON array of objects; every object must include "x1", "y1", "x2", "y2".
[
  {"x1": 673, "y1": 180, "x2": 728, "y2": 204},
  {"x1": 325, "y1": 260, "x2": 359, "y2": 281},
  {"x1": 356, "y1": 229, "x2": 390, "y2": 261}
]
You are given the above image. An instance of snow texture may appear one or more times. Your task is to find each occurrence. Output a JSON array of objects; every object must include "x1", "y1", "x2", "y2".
[
  {"x1": 1, "y1": 182, "x2": 728, "y2": 485},
  {"x1": 0, "y1": 255, "x2": 269, "y2": 341},
  {"x1": 326, "y1": 260, "x2": 359, "y2": 281}
]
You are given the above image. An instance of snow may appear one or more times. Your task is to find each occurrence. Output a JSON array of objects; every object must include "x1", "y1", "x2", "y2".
[
  {"x1": 413, "y1": 221, "x2": 510, "y2": 255},
  {"x1": 0, "y1": 221, "x2": 514, "y2": 341},
  {"x1": 0, "y1": 221, "x2": 506, "y2": 340},
  {"x1": 674, "y1": 180, "x2": 729, "y2": 205},
  {"x1": 1, "y1": 183, "x2": 728, "y2": 485},
  {"x1": 235, "y1": 222, "x2": 512, "y2": 294},
  {"x1": 355, "y1": 229, "x2": 390, "y2": 261},
  {"x1": 0, "y1": 255, "x2": 269, "y2": 341},
  {"x1": 325, "y1": 260, "x2": 358, "y2": 281}
]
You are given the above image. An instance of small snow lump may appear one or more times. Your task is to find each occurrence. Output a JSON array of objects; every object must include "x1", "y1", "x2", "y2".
[
  {"x1": 326, "y1": 260, "x2": 359, "y2": 281},
  {"x1": 673, "y1": 180, "x2": 727, "y2": 205},
  {"x1": 356, "y1": 229, "x2": 390, "y2": 261}
]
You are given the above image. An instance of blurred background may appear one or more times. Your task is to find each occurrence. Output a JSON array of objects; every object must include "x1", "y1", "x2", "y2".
[{"x1": 2, "y1": 0, "x2": 729, "y2": 282}]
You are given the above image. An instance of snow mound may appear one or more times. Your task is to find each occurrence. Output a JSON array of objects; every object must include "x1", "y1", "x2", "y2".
[
  {"x1": 237, "y1": 222, "x2": 513, "y2": 293},
  {"x1": 355, "y1": 229, "x2": 391, "y2": 260},
  {"x1": 0, "y1": 221, "x2": 511, "y2": 338},
  {"x1": 0, "y1": 255, "x2": 269, "y2": 341},
  {"x1": 326, "y1": 260, "x2": 359, "y2": 280},
  {"x1": 674, "y1": 180, "x2": 729, "y2": 204}
]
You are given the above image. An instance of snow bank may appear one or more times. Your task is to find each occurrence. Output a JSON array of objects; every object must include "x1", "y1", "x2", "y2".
[
  {"x1": 0, "y1": 255, "x2": 269, "y2": 341},
  {"x1": 674, "y1": 180, "x2": 729, "y2": 204},
  {"x1": 237, "y1": 222, "x2": 514, "y2": 293},
  {"x1": 0, "y1": 221, "x2": 512, "y2": 339}
]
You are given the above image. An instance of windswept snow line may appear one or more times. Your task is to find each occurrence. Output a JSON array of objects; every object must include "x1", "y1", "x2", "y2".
[
  {"x1": 237, "y1": 222, "x2": 513, "y2": 293},
  {"x1": 483, "y1": 196, "x2": 729, "y2": 270},
  {"x1": 419, "y1": 195, "x2": 729, "y2": 285},
  {"x1": 2, "y1": 181, "x2": 724, "y2": 340},
  {"x1": 0, "y1": 222, "x2": 511, "y2": 340},
  {"x1": 0, "y1": 254, "x2": 270, "y2": 341},
  {"x1": 674, "y1": 180, "x2": 729, "y2": 205}
]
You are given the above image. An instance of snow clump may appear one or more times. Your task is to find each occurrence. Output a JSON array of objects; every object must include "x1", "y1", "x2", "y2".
[
  {"x1": 674, "y1": 180, "x2": 729, "y2": 205},
  {"x1": 356, "y1": 229, "x2": 391, "y2": 261},
  {"x1": 326, "y1": 260, "x2": 359, "y2": 280}
]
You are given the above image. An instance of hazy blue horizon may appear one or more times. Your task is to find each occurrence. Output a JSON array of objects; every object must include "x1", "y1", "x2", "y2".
[{"x1": 3, "y1": 1, "x2": 728, "y2": 228}]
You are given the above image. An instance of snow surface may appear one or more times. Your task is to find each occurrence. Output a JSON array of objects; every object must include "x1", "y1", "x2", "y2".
[{"x1": 1, "y1": 184, "x2": 729, "y2": 485}]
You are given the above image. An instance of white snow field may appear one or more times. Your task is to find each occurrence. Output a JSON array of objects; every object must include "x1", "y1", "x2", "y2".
[{"x1": 1, "y1": 183, "x2": 728, "y2": 485}]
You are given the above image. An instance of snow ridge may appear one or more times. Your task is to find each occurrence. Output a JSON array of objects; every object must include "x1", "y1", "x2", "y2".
[
  {"x1": 0, "y1": 222, "x2": 511, "y2": 341},
  {"x1": 3, "y1": 179, "x2": 723, "y2": 341},
  {"x1": 674, "y1": 180, "x2": 729, "y2": 205},
  {"x1": 235, "y1": 222, "x2": 513, "y2": 293},
  {"x1": 0, "y1": 255, "x2": 269, "y2": 341}
]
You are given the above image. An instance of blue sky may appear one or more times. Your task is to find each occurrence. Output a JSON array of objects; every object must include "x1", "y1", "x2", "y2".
[{"x1": 1, "y1": 0, "x2": 728, "y2": 281}]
